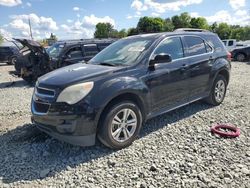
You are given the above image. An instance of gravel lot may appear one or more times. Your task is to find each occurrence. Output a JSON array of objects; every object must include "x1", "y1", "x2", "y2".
[{"x1": 0, "y1": 62, "x2": 249, "y2": 188}]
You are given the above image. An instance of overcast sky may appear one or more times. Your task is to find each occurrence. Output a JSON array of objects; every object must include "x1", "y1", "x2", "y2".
[{"x1": 0, "y1": 0, "x2": 249, "y2": 40}]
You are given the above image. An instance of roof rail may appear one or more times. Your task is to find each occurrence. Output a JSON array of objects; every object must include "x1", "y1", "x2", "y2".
[
  {"x1": 57, "y1": 38, "x2": 117, "y2": 43},
  {"x1": 174, "y1": 28, "x2": 209, "y2": 32}
]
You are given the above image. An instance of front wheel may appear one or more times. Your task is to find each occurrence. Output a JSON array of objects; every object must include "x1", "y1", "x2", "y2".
[
  {"x1": 98, "y1": 101, "x2": 142, "y2": 149},
  {"x1": 205, "y1": 75, "x2": 227, "y2": 106},
  {"x1": 7, "y1": 56, "x2": 17, "y2": 65}
]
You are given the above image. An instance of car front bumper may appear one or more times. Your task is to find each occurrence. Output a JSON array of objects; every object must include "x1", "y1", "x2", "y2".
[{"x1": 31, "y1": 99, "x2": 97, "y2": 147}]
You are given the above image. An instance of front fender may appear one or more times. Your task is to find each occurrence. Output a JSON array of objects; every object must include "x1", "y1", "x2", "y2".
[{"x1": 91, "y1": 76, "x2": 150, "y2": 123}]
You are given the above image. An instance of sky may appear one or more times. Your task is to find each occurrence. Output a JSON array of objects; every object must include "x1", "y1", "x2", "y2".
[{"x1": 0, "y1": 0, "x2": 249, "y2": 40}]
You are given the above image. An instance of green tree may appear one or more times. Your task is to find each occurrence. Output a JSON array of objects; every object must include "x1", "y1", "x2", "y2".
[
  {"x1": 209, "y1": 22, "x2": 218, "y2": 33},
  {"x1": 242, "y1": 26, "x2": 250, "y2": 41},
  {"x1": 49, "y1": 33, "x2": 58, "y2": 41},
  {"x1": 230, "y1": 26, "x2": 245, "y2": 41},
  {"x1": 117, "y1": 29, "x2": 127, "y2": 38},
  {"x1": 171, "y1": 12, "x2": 191, "y2": 29},
  {"x1": 216, "y1": 23, "x2": 231, "y2": 40},
  {"x1": 94, "y1": 22, "x2": 114, "y2": 38},
  {"x1": 137, "y1": 16, "x2": 166, "y2": 33},
  {"x1": 190, "y1": 17, "x2": 209, "y2": 30},
  {"x1": 164, "y1": 18, "x2": 174, "y2": 31},
  {"x1": 127, "y1": 27, "x2": 138, "y2": 36}
]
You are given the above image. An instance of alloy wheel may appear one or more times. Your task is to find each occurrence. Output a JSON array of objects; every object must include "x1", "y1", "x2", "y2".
[
  {"x1": 111, "y1": 108, "x2": 137, "y2": 142},
  {"x1": 214, "y1": 80, "x2": 226, "y2": 103}
]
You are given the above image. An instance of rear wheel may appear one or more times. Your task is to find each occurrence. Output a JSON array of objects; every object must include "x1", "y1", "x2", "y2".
[
  {"x1": 98, "y1": 101, "x2": 142, "y2": 149},
  {"x1": 236, "y1": 53, "x2": 246, "y2": 62},
  {"x1": 205, "y1": 75, "x2": 227, "y2": 106}
]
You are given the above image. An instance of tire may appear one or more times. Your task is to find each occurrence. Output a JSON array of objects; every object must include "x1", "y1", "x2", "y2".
[
  {"x1": 236, "y1": 53, "x2": 246, "y2": 62},
  {"x1": 98, "y1": 101, "x2": 142, "y2": 149},
  {"x1": 22, "y1": 75, "x2": 34, "y2": 83},
  {"x1": 205, "y1": 75, "x2": 227, "y2": 106},
  {"x1": 7, "y1": 56, "x2": 17, "y2": 65}
]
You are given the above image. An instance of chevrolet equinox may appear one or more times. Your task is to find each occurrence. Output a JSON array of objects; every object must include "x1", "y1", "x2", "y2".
[{"x1": 31, "y1": 30, "x2": 231, "y2": 149}]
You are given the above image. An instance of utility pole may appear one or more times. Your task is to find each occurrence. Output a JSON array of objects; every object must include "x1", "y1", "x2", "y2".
[{"x1": 28, "y1": 18, "x2": 33, "y2": 40}]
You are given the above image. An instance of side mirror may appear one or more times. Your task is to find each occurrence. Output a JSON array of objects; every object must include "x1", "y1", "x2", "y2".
[{"x1": 149, "y1": 53, "x2": 172, "y2": 67}]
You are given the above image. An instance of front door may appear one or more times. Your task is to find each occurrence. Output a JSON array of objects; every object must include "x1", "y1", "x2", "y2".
[{"x1": 144, "y1": 37, "x2": 191, "y2": 113}]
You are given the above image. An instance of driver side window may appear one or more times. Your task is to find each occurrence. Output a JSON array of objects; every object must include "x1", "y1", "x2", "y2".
[{"x1": 154, "y1": 37, "x2": 184, "y2": 60}]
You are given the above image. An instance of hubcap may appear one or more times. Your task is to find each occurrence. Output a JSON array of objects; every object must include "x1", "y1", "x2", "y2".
[
  {"x1": 237, "y1": 54, "x2": 245, "y2": 62},
  {"x1": 111, "y1": 108, "x2": 137, "y2": 142},
  {"x1": 214, "y1": 80, "x2": 225, "y2": 102},
  {"x1": 12, "y1": 57, "x2": 17, "y2": 64}
]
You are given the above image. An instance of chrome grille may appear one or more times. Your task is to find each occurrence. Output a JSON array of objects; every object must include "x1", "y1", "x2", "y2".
[{"x1": 35, "y1": 87, "x2": 55, "y2": 98}]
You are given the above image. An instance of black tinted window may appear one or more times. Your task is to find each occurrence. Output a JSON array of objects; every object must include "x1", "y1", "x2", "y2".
[
  {"x1": 154, "y1": 37, "x2": 184, "y2": 60},
  {"x1": 84, "y1": 44, "x2": 99, "y2": 57},
  {"x1": 184, "y1": 36, "x2": 206, "y2": 56},
  {"x1": 66, "y1": 47, "x2": 83, "y2": 58},
  {"x1": 202, "y1": 35, "x2": 225, "y2": 53},
  {"x1": 228, "y1": 40, "x2": 234, "y2": 46},
  {"x1": 98, "y1": 43, "x2": 110, "y2": 50},
  {"x1": 0, "y1": 47, "x2": 9, "y2": 53}
]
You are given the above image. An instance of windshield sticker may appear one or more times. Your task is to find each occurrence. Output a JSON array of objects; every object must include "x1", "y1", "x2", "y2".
[{"x1": 128, "y1": 46, "x2": 145, "y2": 52}]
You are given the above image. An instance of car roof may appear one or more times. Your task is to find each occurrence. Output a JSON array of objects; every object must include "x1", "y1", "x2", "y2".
[
  {"x1": 56, "y1": 38, "x2": 117, "y2": 46},
  {"x1": 126, "y1": 31, "x2": 217, "y2": 40}
]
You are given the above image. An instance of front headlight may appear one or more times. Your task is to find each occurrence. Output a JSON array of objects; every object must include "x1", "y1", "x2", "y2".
[{"x1": 56, "y1": 82, "x2": 94, "y2": 105}]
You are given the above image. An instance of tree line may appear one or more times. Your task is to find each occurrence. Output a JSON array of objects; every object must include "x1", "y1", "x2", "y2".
[{"x1": 94, "y1": 12, "x2": 250, "y2": 41}]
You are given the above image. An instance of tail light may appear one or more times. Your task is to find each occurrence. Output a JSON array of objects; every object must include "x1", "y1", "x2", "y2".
[{"x1": 227, "y1": 52, "x2": 232, "y2": 62}]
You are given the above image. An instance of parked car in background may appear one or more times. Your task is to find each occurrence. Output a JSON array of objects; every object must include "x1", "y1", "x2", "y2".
[
  {"x1": 222, "y1": 39, "x2": 248, "y2": 52},
  {"x1": 31, "y1": 29, "x2": 231, "y2": 149},
  {"x1": 14, "y1": 38, "x2": 116, "y2": 82},
  {"x1": 0, "y1": 45, "x2": 19, "y2": 65},
  {"x1": 231, "y1": 46, "x2": 250, "y2": 62}
]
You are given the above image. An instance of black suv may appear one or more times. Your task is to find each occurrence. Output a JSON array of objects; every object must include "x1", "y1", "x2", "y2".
[
  {"x1": 0, "y1": 45, "x2": 19, "y2": 65},
  {"x1": 31, "y1": 30, "x2": 231, "y2": 149},
  {"x1": 14, "y1": 38, "x2": 115, "y2": 82}
]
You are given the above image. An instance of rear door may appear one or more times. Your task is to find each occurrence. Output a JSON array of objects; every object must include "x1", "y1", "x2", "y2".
[
  {"x1": 145, "y1": 37, "x2": 190, "y2": 112},
  {"x1": 0, "y1": 47, "x2": 10, "y2": 61},
  {"x1": 83, "y1": 44, "x2": 99, "y2": 61},
  {"x1": 62, "y1": 45, "x2": 84, "y2": 65},
  {"x1": 182, "y1": 35, "x2": 214, "y2": 99}
]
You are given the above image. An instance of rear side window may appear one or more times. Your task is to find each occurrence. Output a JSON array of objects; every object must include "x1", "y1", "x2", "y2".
[
  {"x1": 0, "y1": 47, "x2": 9, "y2": 53},
  {"x1": 154, "y1": 37, "x2": 184, "y2": 60},
  {"x1": 98, "y1": 43, "x2": 110, "y2": 50},
  {"x1": 66, "y1": 47, "x2": 83, "y2": 58},
  {"x1": 203, "y1": 35, "x2": 225, "y2": 53},
  {"x1": 228, "y1": 40, "x2": 234, "y2": 46},
  {"x1": 184, "y1": 36, "x2": 206, "y2": 56},
  {"x1": 84, "y1": 44, "x2": 99, "y2": 57}
]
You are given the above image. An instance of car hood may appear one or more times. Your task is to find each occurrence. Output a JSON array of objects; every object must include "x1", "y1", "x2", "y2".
[
  {"x1": 13, "y1": 38, "x2": 47, "y2": 54},
  {"x1": 38, "y1": 63, "x2": 119, "y2": 88}
]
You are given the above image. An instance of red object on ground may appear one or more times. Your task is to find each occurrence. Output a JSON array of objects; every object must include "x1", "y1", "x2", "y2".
[{"x1": 211, "y1": 124, "x2": 240, "y2": 138}]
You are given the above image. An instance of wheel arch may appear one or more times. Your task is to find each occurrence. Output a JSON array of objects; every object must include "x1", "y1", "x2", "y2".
[
  {"x1": 96, "y1": 92, "x2": 147, "y2": 131},
  {"x1": 217, "y1": 69, "x2": 230, "y2": 84}
]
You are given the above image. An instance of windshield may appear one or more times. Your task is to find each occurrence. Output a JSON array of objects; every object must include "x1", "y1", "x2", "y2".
[
  {"x1": 47, "y1": 43, "x2": 65, "y2": 58},
  {"x1": 89, "y1": 37, "x2": 153, "y2": 66}
]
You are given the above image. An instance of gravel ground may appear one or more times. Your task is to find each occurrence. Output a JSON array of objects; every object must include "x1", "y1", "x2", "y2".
[{"x1": 0, "y1": 62, "x2": 249, "y2": 188}]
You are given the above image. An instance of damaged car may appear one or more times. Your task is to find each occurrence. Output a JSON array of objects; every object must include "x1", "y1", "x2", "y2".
[{"x1": 14, "y1": 38, "x2": 116, "y2": 82}]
